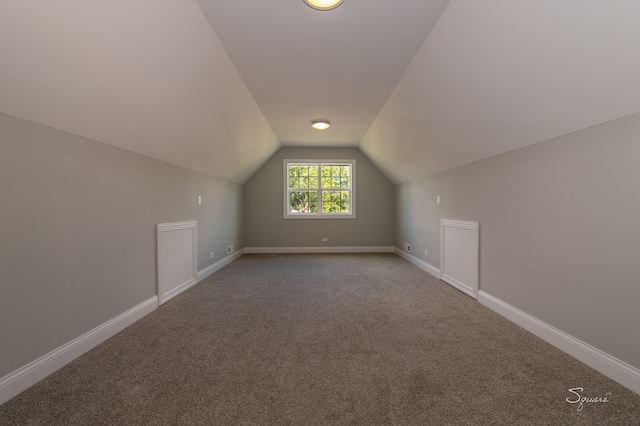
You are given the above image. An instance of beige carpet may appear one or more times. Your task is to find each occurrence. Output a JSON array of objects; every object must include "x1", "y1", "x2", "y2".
[{"x1": 1, "y1": 253, "x2": 638, "y2": 425}]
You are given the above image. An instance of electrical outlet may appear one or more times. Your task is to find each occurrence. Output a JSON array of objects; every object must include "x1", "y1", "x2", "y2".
[
  {"x1": 198, "y1": 195, "x2": 202, "y2": 205},
  {"x1": 322, "y1": 237, "x2": 328, "y2": 242},
  {"x1": 227, "y1": 244, "x2": 233, "y2": 254},
  {"x1": 424, "y1": 250, "x2": 429, "y2": 257},
  {"x1": 405, "y1": 243, "x2": 411, "y2": 253},
  {"x1": 210, "y1": 252, "x2": 214, "y2": 259}
]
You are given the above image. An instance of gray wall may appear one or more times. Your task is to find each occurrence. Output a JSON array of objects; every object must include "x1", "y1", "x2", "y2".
[
  {"x1": 0, "y1": 113, "x2": 243, "y2": 377},
  {"x1": 244, "y1": 147, "x2": 394, "y2": 248},
  {"x1": 395, "y1": 112, "x2": 640, "y2": 369}
]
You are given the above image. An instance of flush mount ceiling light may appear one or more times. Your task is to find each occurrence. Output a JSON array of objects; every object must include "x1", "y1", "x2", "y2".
[
  {"x1": 311, "y1": 120, "x2": 331, "y2": 130},
  {"x1": 303, "y1": 0, "x2": 345, "y2": 11}
]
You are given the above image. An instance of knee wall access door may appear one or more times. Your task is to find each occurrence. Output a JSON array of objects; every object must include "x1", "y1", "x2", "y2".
[
  {"x1": 157, "y1": 221, "x2": 198, "y2": 305},
  {"x1": 440, "y1": 219, "x2": 479, "y2": 299}
]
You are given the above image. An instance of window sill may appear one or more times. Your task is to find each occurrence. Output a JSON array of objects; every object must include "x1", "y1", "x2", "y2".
[{"x1": 284, "y1": 214, "x2": 356, "y2": 219}]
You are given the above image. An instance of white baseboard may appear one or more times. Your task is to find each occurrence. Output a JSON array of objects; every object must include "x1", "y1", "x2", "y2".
[
  {"x1": 0, "y1": 251, "x2": 246, "y2": 405},
  {"x1": 164, "y1": 249, "x2": 245, "y2": 303},
  {"x1": 158, "y1": 277, "x2": 198, "y2": 306},
  {"x1": 441, "y1": 274, "x2": 477, "y2": 299},
  {"x1": 0, "y1": 296, "x2": 158, "y2": 405},
  {"x1": 244, "y1": 246, "x2": 395, "y2": 254},
  {"x1": 478, "y1": 290, "x2": 640, "y2": 396},
  {"x1": 198, "y1": 248, "x2": 244, "y2": 281},
  {"x1": 394, "y1": 248, "x2": 440, "y2": 278}
]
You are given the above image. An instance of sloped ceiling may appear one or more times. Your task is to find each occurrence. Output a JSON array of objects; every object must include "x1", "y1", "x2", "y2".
[
  {"x1": 2, "y1": 1, "x2": 640, "y2": 184},
  {"x1": 361, "y1": 0, "x2": 640, "y2": 183},
  {"x1": 195, "y1": 0, "x2": 448, "y2": 148},
  {"x1": 0, "y1": 0, "x2": 279, "y2": 183}
]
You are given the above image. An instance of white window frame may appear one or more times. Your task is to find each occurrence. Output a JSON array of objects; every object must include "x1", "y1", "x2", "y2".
[{"x1": 283, "y1": 159, "x2": 356, "y2": 219}]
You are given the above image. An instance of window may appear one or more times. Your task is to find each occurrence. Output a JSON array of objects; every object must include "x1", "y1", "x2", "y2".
[{"x1": 284, "y1": 159, "x2": 356, "y2": 219}]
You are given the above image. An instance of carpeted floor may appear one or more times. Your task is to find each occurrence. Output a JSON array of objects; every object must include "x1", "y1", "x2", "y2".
[{"x1": 1, "y1": 253, "x2": 638, "y2": 425}]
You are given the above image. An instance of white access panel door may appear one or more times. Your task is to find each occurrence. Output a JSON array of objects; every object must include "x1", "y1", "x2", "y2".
[
  {"x1": 157, "y1": 221, "x2": 198, "y2": 305},
  {"x1": 440, "y1": 219, "x2": 479, "y2": 299}
]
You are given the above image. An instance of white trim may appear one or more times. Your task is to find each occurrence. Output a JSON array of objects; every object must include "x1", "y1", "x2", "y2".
[
  {"x1": 158, "y1": 277, "x2": 198, "y2": 305},
  {"x1": 198, "y1": 248, "x2": 244, "y2": 281},
  {"x1": 283, "y1": 159, "x2": 356, "y2": 219},
  {"x1": 244, "y1": 246, "x2": 394, "y2": 254},
  {"x1": 439, "y1": 274, "x2": 477, "y2": 299},
  {"x1": 282, "y1": 214, "x2": 357, "y2": 220},
  {"x1": 478, "y1": 290, "x2": 640, "y2": 396},
  {"x1": 440, "y1": 219, "x2": 479, "y2": 299},
  {"x1": 394, "y1": 248, "x2": 440, "y2": 278},
  {"x1": 440, "y1": 219, "x2": 478, "y2": 230},
  {"x1": 0, "y1": 296, "x2": 158, "y2": 405},
  {"x1": 157, "y1": 221, "x2": 198, "y2": 305}
]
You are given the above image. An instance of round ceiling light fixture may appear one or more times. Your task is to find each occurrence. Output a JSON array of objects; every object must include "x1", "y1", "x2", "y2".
[
  {"x1": 311, "y1": 120, "x2": 331, "y2": 130},
  {"x1": 303, "y1": 0, "x2": 345, "y2": 11}
]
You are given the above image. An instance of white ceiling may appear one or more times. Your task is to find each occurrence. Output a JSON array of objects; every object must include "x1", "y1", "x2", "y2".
[
  {"x1": 195, "y1": 0, "x2": 448, "y2": 147},
  {"x1": 361, "y1": 0, "x2": 640, "y2": 183},
  {"x1": 2, "y1": 1, "x2": 640, "y2": 184},
  {"x1": 0, "y1": 0, "x2": 279, "y2": 183}
]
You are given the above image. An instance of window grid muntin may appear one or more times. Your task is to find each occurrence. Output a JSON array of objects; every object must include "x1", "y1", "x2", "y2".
[{"x1": 286, "y1": 161, "x2": 354, "y2": 216}]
